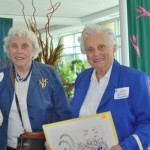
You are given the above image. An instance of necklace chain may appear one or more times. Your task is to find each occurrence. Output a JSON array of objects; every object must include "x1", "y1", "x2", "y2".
[{"x1": 15, "y1": 69, "x2": 31, "y2": 82}]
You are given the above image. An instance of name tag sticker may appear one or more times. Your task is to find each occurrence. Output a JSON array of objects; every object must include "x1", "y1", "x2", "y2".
[{"x1": 114, "y1": 87, "x2": 129, "y2": 99}]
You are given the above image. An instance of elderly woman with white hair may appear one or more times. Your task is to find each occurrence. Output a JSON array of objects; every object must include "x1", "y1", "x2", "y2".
[
  {"x1": 0, "y1": 27, "x2": 71, "y2": 150},
  {"x1": 70, "y1": 24, "x2": 150, "y2": 150}
]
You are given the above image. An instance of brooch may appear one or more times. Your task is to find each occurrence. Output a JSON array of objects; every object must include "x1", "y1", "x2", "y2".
[{"x1": 39, "y1": 77, "x2": 48, "y2": 89}]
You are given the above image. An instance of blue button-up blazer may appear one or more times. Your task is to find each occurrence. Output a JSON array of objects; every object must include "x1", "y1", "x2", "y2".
[
  {"x1": 71, "y1": 59, "x2": 150, "y2": 150},
  {"x1": 0, "y1": 60, "x2": 71, "y2": 150}
]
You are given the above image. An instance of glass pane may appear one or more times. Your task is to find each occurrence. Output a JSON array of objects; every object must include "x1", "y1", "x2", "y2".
[
  {"x1": 75, "y1": 46, "x2": 82, "y2": 54},
  {"x1": 60, "y1": 55, "x2": 74, "y2": 66},
  {"x1": 63, "y1": 35, "x2": 73, "y2": 48},
  {"x1": 74, "y1": 54, "x2": 90, "y2": 68},
  {"x1": 75, "y1": 53, "x2": 86, "y2": 61},
  {"x1": 75, "y1": 33, "x2": 81, "y2": 46},
  {"x1": 115, "y1": 47, "x2": 122, "y2": 64},
  {"x1": 63, "y1": 48, "x2": 74, "y2": 55},
  {"x1": 116, "y1": 36, "x2": 121, "y2": 47},
  {"x1": 100, "y1": 21, "x2": 115, "y2": 32}
]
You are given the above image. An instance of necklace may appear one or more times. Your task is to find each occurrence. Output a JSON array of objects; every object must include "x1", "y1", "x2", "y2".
[{"x1": 15, "y1": 68, "x2": 31, "y2": 82}]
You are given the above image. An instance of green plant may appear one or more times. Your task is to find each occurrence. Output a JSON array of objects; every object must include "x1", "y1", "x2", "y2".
[
  {"x1": 70, "y1": 59, "x2": 86, "y2": 76},
  {"x1": 57, "y1": 59, "x2": 87, "y2": 100},
  {"x1": 57, "y1": 66, "x2": 75, "y2": 100},
  {"x1": 58, "y1": 66, "x2": 75, "y2": 84}
]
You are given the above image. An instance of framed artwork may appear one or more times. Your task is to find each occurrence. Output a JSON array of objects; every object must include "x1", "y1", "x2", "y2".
[{"x1": 43, "y1": 111, "x2": 118, "y2": 150}]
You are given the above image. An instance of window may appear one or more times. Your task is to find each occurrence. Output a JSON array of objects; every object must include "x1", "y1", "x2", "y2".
[
  {"x1": 60, "y1": 18, "x2": 121, "y2": 67},
  {"x1": 60, "y1": 33, "x2": 87, "y2": 67},
  {"x1": 55, "y1": 19, "x2": 121, "y2": 99},
  {"x1": 99, "y1": 19, "x2": 122, "y2": 64}
]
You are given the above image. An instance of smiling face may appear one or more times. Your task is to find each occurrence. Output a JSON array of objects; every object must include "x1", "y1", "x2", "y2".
[
  {"x1": 9, "y1": 37, "x2": 33, "y2": 71},
  {"x1": 85, "y1": 31, "x2": 116, "y2": 76}
]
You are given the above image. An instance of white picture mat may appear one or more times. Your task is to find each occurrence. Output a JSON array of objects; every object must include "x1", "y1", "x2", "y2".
[{"x1": 43, "y1": 111, "x2": 118, "y2": 150}]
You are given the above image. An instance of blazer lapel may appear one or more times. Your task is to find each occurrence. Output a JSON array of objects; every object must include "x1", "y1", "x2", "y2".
[
  {"x1": 27, "y1": 61, "x2": 41, "y2": 99},
  {"x1": 98, "y1": 82, "x2": 115, "y2": 108},
  {"x1": 71, "y1": 68, "x2": 93, "y2": 117},
  {"x1": 98, "y1": 60, "x2": 121, "y2": 109},
  {"x1": 6, "y1": 78, "x2": 14, "y2": 101},
  {"x1": 5, "y1": 66, "x2": 14, "y2": 98}
]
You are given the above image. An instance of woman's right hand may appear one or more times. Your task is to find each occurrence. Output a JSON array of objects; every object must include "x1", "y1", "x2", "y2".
[{"x1": 45, "y1": 142, "x2": 51, "y2": 150}]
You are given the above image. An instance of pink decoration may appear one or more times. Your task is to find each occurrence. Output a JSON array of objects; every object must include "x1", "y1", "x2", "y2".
[
  {"x1": 136, "y1": 6, "x2": 150, "y2": 19},
  {"x1": 130, "y1": 34, "x2": 141, "y2": 57},
  {"x1": 39, "y1": 77, "x2": 48, "y2": 89}
]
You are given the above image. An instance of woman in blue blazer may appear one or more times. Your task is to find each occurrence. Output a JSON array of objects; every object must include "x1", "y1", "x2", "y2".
[
  {"x1": 71, "y1": 24, "x2": 150, "y2": 150},
  {"x1": 0, "y1": 27, "x2": 71, "y2": 150}
]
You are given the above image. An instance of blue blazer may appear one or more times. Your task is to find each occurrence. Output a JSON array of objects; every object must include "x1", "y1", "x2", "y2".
[
  {"x1": 71, "y1": 59, "x2": 150, "y2": 150},
  {"x1": 0, "y1": 61, "x2": 72, "y2": 150}
]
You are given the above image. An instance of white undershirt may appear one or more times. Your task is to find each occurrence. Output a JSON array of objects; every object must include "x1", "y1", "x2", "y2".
[
  {"x1": 79, "y1": 66, "x2": 112, "y2": 117},
  {"x1": 7, "y1": 74, "x2": 32, "y2": 148}
]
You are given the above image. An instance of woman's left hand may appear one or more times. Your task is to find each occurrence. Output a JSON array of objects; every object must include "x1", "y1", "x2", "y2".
[
  {"x1": 45, "y1": 142, "x2": 51, "y2": 150},
  {"x1": 109, "y1": 144, "x2": 123, "y2": 150}
]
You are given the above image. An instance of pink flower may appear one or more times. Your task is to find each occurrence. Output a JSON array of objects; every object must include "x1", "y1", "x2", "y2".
[{"x1": 130, "y1": 34, "x2": 141, "y2": 57}]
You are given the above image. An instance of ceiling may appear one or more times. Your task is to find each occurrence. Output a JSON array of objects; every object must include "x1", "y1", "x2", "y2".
[{"x1": 0, "y1": 0, "x2": 119, "y2": 35}]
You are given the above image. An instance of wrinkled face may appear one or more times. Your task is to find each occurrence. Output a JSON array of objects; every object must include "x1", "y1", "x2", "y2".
[
  {"x1": 9, "y1": 37, "x2": 33, "y2": 69},
  {"x1": 85, "y1": 31, "x2": 116, "y2": 73}
]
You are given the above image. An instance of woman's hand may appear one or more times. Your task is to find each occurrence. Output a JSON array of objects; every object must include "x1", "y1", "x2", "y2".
[
  {"x1": 109, "y1": 145, "x2": 123, "y2": 150},
  {"x1": 45, "y1": 142, "x2": 51, "y2": 150}
]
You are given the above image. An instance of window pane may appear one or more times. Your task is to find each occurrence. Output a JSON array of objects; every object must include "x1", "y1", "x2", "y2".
[
  {"x1": 75, "y1": 33, "x2": 81, "y2": 46},
  {"x1": 75, "y1": 46, "x2": 81, "y2": 54},
  {"x1": 75, "y1": 53, "x2": 86, "y2": 61},
  {"x1": 63, "y1": 48, "x2": 74, "y2": 55},
  {"x1": 100, "y1": 21, "x2": 115, "y2": 32},
  {"x1": 60, "y1": 55, "x2": 74, "y2": 66},
  {"x1": 63, "y1": 35, "x2": 73, "y2": 48}
]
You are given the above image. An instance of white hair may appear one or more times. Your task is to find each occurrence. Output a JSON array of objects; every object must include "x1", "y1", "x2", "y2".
[
  {"x1": 3, "y1": 27, "x2": 42, "y2": 59},
  {"x1": 80, "y1": 24, "x2": 117, "y2": 54}
]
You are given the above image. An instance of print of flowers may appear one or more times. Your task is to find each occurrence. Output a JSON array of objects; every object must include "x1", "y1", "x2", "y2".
[{"x1": 39, "y1": 77, "x2": 48, "y2": 89}]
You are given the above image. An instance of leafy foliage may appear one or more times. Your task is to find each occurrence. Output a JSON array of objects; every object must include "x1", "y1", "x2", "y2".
[{"x1": 57, "y1": 59, "x2": 87, "y2": 100}]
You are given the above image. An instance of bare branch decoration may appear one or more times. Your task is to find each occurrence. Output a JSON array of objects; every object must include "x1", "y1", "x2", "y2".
[{"x1": 17, "y1": 0, "x2": 64, "y2": 66}]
